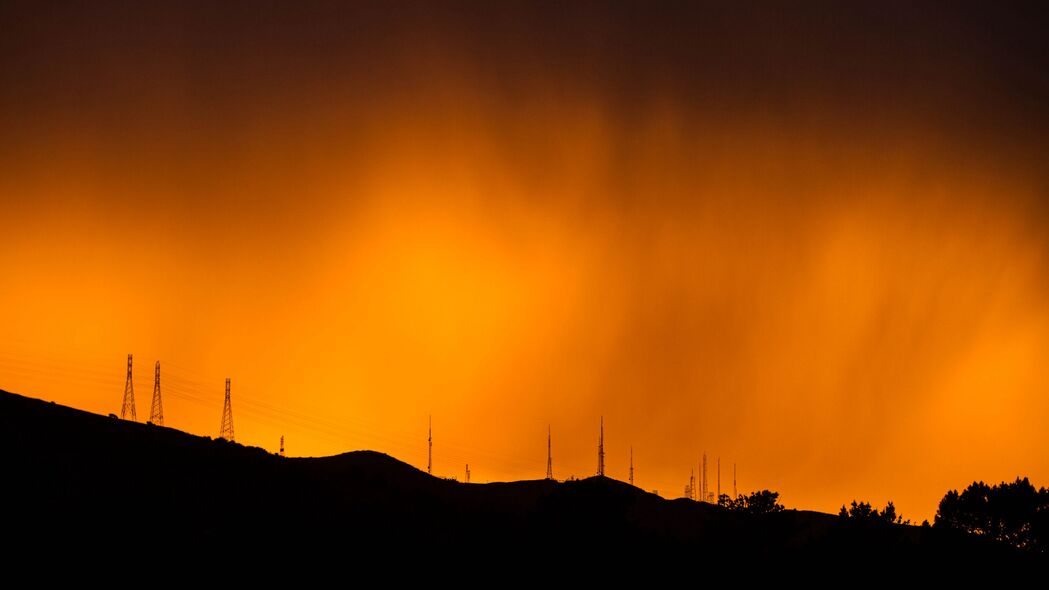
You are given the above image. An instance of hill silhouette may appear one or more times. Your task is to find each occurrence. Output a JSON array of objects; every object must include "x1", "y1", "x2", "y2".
[{"x1": 0, "y1": 389, "x2": 1024, "y2": 565}]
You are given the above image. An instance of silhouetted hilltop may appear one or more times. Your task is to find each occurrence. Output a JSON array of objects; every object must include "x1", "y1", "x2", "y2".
[{"x1": 0, "y1": 389, "x2": 1022, "y2": 565}]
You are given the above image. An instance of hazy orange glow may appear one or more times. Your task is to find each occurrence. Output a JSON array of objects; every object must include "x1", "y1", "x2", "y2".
[{"x1": 2, "y1": 3, "x2": 1047, "y2": 521}]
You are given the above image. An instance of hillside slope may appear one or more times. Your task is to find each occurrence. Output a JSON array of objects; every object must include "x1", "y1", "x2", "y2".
[{"x1": 0, "y1": 389, "x2": 1009, "y2": 562}]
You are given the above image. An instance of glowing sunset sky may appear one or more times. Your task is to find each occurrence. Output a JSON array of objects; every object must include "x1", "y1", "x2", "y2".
[{"x1": 2, "y1": 2, "x2": 1048, "y2": 520}]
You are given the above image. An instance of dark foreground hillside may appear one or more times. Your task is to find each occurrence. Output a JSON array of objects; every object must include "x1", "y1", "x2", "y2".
[{"x1": 0, "y1": 389, "x2": 1020, "y2": 566}]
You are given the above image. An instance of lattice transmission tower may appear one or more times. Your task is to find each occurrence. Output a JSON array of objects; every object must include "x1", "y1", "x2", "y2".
[
  {"x1": 120, "y1": 354, "x2": 136, "y2": 421},
  {"x1": 219, "y1": 378, "x2": 234, "y2": 441},
  {"x1": 149, "y1": 361, "x2": 163, "y2": 426}
]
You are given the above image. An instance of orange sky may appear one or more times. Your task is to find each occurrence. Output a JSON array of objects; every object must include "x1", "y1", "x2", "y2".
[{"x1": 2, "y1": 2, "x2": 1048, "y2": 521}]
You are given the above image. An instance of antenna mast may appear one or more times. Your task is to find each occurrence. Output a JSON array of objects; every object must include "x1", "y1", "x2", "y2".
[
  {"x1": 629, "y1": 446, "x2": 634, "y2": 487},
  {"x1": 597, "y1": 416, "x2": 605, "y2": 477},
  {"x1": 427, "y1": 415, "x2": 432, "y2": 476},
  {"x1": 702, "y1": 453, "x2": 708, "y2": 502},
  {"x1": 546, "y1": 425, "x2": 553, "y2": 480}
]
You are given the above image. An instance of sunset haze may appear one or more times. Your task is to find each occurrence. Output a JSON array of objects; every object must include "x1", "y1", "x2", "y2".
[{"x1": 2, "y1": 1, "x2": 1048, "y2": 522}]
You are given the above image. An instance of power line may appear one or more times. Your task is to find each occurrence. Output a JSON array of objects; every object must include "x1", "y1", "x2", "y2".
[{"x1": 2, "y1": 350, "x2": 650, "y2": 481}]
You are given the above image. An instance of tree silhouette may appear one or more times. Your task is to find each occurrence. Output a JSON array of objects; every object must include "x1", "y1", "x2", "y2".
[
  {"x1": 935, "y1": 477, "x2": 1049, "y2": 552},
  {"x1": 720, "y1": 490, "x2": 784, "y2": 514},
  {"x1": 881, "y1": 501, "x2": 905, "y2": 524},
  {"x1": 839, "y1": 500, "x2": 907, "y2": 524}
]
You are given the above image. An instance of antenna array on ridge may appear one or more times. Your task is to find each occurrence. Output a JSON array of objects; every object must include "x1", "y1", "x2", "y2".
[{"x1": 111, "y1": 355, "x2": 745, "y2": 492}]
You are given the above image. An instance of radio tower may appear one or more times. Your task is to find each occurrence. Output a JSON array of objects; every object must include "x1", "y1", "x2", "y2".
[
  {"x1": 597, "y1": 416, "x2": 605, "y2": 477},
  {"x1": 629, "y1": 446, "x2": 635, "y2": 487},
  {"x1": 149, "y1": 361, "x2": 163, "y2": 426},
  {"x1": 546, "y1": 425, "x2": 553, "y2": 480},
  {"x1": 219, "y1": 378, "x2": 234, "y2": 441},
  {"x1": 427, "y1": 415, "x2": 432, "y2": 476},
  {"x1": 280, "y1": 435, "x2": 285, "y2": 457},
  {"x1": 702, "y1": 453, "x2": 708, "y2": 502},
  {"x1": 120, "y1": 354, "x2": 136, "y2": 421},
  {"x1": 717, "y1": 457, "x2": 721, "y2": 500},
  {"x1": 465, "y1": 464, "x2": 470, "y2": 483},
  {"x1": 689, "y1": 468, "x2": 696, "y2": 500},
  {"x1": 733, "y1": 462, "x2": 737, "y2": 498}
]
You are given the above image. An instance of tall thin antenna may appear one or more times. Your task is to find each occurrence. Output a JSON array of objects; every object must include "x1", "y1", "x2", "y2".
[
  {"x1": 280, "y1": 435, "x2": 285, "y2": 458},
  {"x1": 689, "y1": 468, "x2": 696, "y2": 500},
  {"x1": 546, "y1": 425, "x2": 553, "y2": 480},
  {"x1": 702, "y1": 453, "x2": 708, "y2": 502},
  {"x1": 149, "y1": 360, "x2": 163, "y2": 426},
  {"x1": 733, "y1": 462, "x2": 737, "y2": 498},
  {"x1": 427, "y1": 415, "x2": 432, "y2": 476},
  {"x1": 629, "y1": 446, "x2": 635, "y2": 487},
  {"x1": 597, "y1": 416, "x2": 605, "y2": 477},
  {"x1": 717, "y1": 456, "x2": 721, "y2": 500},
  {"x1": 120, "y1": 354, "x2": 136, "y2": 421},
  {"x1": 219, "y1": 378, "x2": 234, "y2": 441},
  {"x1": 465, "y1": 464, "x2": 470, "y2": 483}
]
